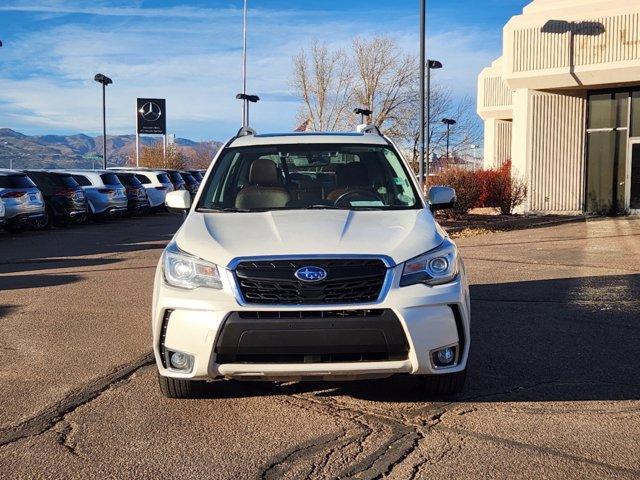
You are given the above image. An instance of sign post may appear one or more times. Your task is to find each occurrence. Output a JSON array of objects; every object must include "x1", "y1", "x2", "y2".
[{"x1": 136, "y1": 98, "x2": 167, "y2": 167}]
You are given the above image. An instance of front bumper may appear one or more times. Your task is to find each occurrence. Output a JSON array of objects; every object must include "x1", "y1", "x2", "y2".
[{"x1": 152, "y1": 262, "x2": 470, "y2": 381}]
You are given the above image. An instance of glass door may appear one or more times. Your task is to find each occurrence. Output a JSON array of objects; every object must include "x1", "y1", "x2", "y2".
[{"x1": 585, "y1": 91, "x2": 628, "y2": 214}]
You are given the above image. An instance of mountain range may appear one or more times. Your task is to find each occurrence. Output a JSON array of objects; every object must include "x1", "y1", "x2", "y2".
[{"x1": 0, "y1": 128, "x2": 221, "y2": 169}]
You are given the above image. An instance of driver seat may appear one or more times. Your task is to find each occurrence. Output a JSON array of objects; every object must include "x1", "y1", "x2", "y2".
[
  {"x1": 235, "y1": 158, "x2": 291, "y2": 209},
  {"x1": 326, "y1": 162, "x2": 370, "y2": 202}
]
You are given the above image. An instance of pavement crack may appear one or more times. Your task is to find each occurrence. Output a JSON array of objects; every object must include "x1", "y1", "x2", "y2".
[
  {"x1": 0, "y1": 352, "x2": 154, "y2": 448},
  {"x1": 54, "y1": 420, "x2": 84, "y2": 460},
  {"x1": 260, "y1": 430, "x2": 350, "y2": 480}
]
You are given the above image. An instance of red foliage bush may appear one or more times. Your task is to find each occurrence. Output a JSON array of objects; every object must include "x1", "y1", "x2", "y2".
[
  {"x1": 430, "y1": 168, "x2": 480, "y2": 216},
  {"x1": 429, "y1": 161, "x2": 527, "y2": 216}
]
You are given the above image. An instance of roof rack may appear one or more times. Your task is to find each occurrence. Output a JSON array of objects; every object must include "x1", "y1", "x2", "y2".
[
  {"x1": 356, "y1": 124, "x2": 383, "y2": 136},
  {"x1": 353, "y1": 107, "x2": 382, "y2": 136}
]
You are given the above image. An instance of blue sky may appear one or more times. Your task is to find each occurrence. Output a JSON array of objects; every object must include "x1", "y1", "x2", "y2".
[{"x1": 0, "y1": 0, "x2": 527, "y2": 141}]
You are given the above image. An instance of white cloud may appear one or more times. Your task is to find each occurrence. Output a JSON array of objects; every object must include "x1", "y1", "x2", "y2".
[{"x1": 0, "y1": 1, "x2": 502, "y2": 139}]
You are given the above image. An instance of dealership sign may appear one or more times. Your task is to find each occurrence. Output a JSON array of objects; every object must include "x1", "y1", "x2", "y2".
[{"x1": 137, "y1": 98, "x2": 166, "y2": 135}]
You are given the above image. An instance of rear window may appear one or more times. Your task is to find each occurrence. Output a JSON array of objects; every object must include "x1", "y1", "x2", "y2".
[
  {"x1": 157, "y1": 173, "x2": 171, "y2": 184},
  {"x1": 168, "y1": 172, "x2": 184, "y2": 183},
  {"x1": 0, "y1": 174, "x2": 36, "y2": 189},
  {"x1": 117, "y1": 174, "x2": 142, "y2": 187},
  {"x1": 100, "y1": 173, "x2": 122, "y2": 186},
  {"x1": 72, "y1": 175, "x2": 92, "y2": 187},
  {"x1": 135, "y1": 174, "x2": 151, "y2": 185},
  {"x1": 58, "y1": 174, "x2": 79, "y2": 188},
  {"x1": 181, "y1": 173, "x2": 197, "y2": 184}
]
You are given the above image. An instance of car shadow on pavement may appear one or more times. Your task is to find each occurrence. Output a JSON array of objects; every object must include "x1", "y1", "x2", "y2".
[
  {"x1": 0, "y1": 214, "x2": 180, "y2": 267},
  {"x1": 0, "y1": 257, "x2": 122, "y2": 275},
  {"x1": 0, "y1": 273, "x2": 82, "y2": 291},
  {"x1": 196, "y1": 273, "x2": 640, "y2": 403}
]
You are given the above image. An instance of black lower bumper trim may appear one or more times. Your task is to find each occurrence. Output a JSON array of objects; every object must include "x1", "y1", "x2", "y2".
[{"x1": 215, "y1": 309, "x2": 409, "y2": 364}]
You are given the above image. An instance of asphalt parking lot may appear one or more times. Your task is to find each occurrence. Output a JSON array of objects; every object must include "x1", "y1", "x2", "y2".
[{"x1": 0, "y1": 215, "x2": 639, "y2": 479}]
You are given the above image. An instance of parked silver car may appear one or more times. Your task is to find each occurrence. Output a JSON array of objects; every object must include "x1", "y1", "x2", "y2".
[
  {"x1": 62, "y1": 170, "x2": 128, "y2": 219},
  {"x1": 0, "y1": 169, "x2": 47, "y2": 233}
]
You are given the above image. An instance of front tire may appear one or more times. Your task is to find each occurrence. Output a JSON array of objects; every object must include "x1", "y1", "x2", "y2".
[
  {"x1": 419, "y1": 368, "x2": 467, "y2": 396},
  {"x1": 157, "y1": 371, "x2": 205, "y2": 399}
]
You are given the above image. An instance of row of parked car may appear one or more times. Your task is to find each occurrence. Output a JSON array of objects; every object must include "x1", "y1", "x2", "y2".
[{"x1": 0, "y1": 167, "x2": 205, "y2": 233}]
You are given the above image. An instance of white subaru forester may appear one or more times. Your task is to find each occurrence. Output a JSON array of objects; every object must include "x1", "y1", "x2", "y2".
[{"x1": 154, "y1": 128, "x2": 470, "y2": 398}]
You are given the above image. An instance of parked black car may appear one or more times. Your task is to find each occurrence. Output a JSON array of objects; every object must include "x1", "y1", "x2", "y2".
[
  {"x1": 164, "y1": 170, "x2": 187, "y2": 192},
  {"x1": 188, "y1": 170, "x2": 204, "y2": 182},
  {"x1": 23, "y1": 170, "x2": 88, "y2": 227},
  {"x1": 179, "y1": 171, "x2": 200, "y2": 198},
  {"x1": 113, "y1": 172, "x2": 150, "y2": 216}
]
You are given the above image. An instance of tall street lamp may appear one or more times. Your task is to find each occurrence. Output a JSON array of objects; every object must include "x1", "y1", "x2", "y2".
[
  {"x1": 425, "y1": 59, "x2": 442, "y2": 177},
  {"x1": 94, "y1": 73, "x2": 112, "y2": 169},
  {"x1": 442, "y1": 118, "x2": 457, "y2": 162},
  {"x1": 418, "y1": 0, "x2": 426, "y2": 188}
]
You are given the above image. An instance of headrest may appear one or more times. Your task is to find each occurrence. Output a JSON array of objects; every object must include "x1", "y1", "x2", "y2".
[
  {"x1": 249, "y1": 158, "x2": 280, "y2": 186},
  {"x1": 335, "y1": 162, "x2": 369, "y2": 187}
]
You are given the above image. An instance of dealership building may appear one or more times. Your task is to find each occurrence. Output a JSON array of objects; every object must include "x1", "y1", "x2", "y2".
[{"x1": 478, "y1": 0, "x2": 640, "y2": 214}]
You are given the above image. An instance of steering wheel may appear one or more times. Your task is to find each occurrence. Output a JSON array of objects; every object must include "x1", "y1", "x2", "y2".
[{"x1": 333, "y1": 189, "x2": 383, "y2": 207}]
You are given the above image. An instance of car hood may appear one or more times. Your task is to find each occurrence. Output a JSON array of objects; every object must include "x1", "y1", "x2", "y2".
[{"x1": 174, "y1": 208, "x2": 446, "y2": 268}]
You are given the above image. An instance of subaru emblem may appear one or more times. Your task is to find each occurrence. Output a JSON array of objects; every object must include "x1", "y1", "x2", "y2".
[{"x1": 294, "y1": 266, "x2": 327, "y2": 283}]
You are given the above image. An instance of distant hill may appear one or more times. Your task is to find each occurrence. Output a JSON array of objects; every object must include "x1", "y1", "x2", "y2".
[{"x1": 0, "y1": 128, "x2": 221, "y2": 169}]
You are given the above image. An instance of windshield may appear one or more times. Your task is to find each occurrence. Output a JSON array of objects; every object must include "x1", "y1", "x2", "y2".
[{"x1": 197, "y1": 144, "x2": 420, "y2": 212}]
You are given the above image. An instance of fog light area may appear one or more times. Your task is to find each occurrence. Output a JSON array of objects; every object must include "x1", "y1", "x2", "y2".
[
  {"x1": 169, "y1": 351, "x2": 194, "y2": 371},
  {"x1": 431, "y1": 346, "x2": 457, "y2": 368}
]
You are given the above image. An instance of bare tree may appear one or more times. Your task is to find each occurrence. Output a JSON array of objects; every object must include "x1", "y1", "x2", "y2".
[
  {"x1": 186, "y1": 142, "x2": 219, "y2": 169},
  {"x1": 291, "y1": 41, "x2": 354, "y2": 131},
  {"x1": 291, "y1": 36, "x2": 482, "y2": 168},
  {"x1": 351, "y1": 37, "x2": 416, "y2": 135}
]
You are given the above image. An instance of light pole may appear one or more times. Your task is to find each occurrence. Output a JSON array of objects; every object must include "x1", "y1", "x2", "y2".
[
  {"x1": 418, "y1": 0, "x2": 426, "y2": 188},
  {"x1": 442, "y1": 118, "x2": 457, "y2": 162},
  {"x1": 425, "y1": 59, "x2": 442, "y2": 177},
  {"x1": 94, "y1": 73, "x2": 112, "y2": 169}
]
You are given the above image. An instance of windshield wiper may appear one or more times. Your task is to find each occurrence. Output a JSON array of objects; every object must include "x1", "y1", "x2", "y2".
[
  {"x1": 198, "y1": 207, "x2": 254, "y2": 213},
  {"x1": 304, "y1": 205, "x2": 343, "y2": 210}
]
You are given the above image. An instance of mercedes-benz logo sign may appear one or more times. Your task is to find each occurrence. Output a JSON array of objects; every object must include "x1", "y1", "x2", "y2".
[
  {"x1": 139, "y1": 102, "x2": 162, "y2": 122},
  {"x1": 294, "y1": 266, "x2": 328, "y2": 283}
]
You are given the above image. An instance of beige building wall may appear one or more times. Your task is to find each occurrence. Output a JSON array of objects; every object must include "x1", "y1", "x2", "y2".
[
  {"x1": 477, "y1": 0, "x2": 640, "y2": 214},
  {"x1": 528, "y1": 91, "x2": 586, "y2": 213},
  {"x1": 483, "y1": 119, "x2": 512, "y2": 169}
]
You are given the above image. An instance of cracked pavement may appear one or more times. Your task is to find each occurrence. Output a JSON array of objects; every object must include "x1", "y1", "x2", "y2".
[{"x1": 0, "y1": 215, "x2": 639, "y2": 479}]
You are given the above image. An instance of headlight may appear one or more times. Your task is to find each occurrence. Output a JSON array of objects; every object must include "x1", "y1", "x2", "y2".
[
  {"x1": 163, "y1": 242, "x2": 223, "y2": 290},
  {"x1": 400, "y1": 239, "x2": 459, "y2": 287}
]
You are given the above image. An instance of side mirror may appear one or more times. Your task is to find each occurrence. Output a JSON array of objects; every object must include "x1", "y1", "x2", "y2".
[
  {"x1": 427, "y1": 186, "x2": 456, "y2": 211},
  {"x1": 165, "y1": 190, "x2": 192, "y2": 214}
]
